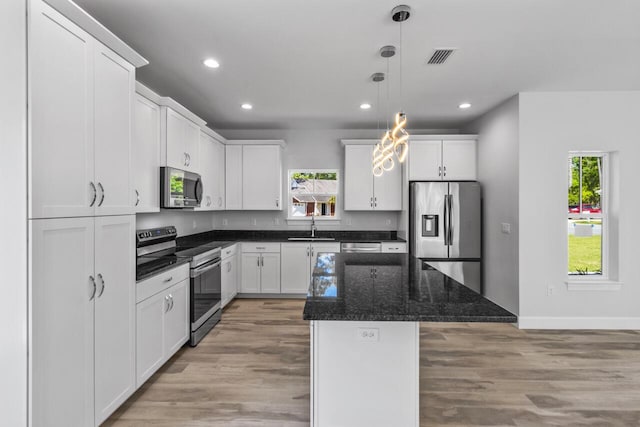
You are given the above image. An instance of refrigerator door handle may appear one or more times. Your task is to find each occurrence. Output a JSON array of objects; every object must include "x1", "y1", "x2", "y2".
[
  {"x1": 447, "y1": 194, "x2": 454, "y2": 245},
  {"x1": 443, "y1": 195, "x2": 449, "y2": 246}
]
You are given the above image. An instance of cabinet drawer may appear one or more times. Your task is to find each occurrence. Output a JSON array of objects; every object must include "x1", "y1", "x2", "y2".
[
  {"x1": 222, "y1": 243, "x2": 237, "y2": 259},
  {"x1": 381, "y1": 242, "x2": 407, "y2": 253},
  {"x1": 242, "y1": 242, "x2": 280, "y2": 253},
  {"x1": 136, "y1": 264, "x2": 189, "y2": 303}
]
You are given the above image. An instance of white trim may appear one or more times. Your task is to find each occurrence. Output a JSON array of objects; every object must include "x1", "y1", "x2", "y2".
[
  {"x1": 200, "y1": 126, "x2": 226, "y2": 143},
  {"x1": 135, "y1": 82, "x2": 161, "y2": 104},
  {"x1": 565, "y1": 281, "x2": 622, "y2": 291},
  {"x1": 158, "y1": 101, "x2": 206, "y2": 127},
  {"x1": 44, "y1": 0, "x2": 148, "y2": 67},
  {"x1": 226, "y1": 139, "x2": 286, "y2": 147},
  {"x1": 518, "y1": 316, "x2": 640, "y2": 330},
  {"x1": 340, "y1": 139, "x2": 378, "y2": 146}
]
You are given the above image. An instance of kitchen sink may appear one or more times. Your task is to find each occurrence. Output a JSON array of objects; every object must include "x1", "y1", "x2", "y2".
[{"x1": 287, "y1": 237, "x2": 336, "y2": 241}]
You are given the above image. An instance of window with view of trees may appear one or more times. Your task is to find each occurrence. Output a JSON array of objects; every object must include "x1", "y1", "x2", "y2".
[
  {"x1": 289, "y1": 170, "x2": 338, "y2": 219},
  {"x1": 568, "y1": 153, "x2": 607, "y2": 277}
]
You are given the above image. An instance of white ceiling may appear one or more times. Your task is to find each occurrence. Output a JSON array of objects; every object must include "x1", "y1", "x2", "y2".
[{"x1": 74, "y1": 0, "x2": 640, "y2": 130}]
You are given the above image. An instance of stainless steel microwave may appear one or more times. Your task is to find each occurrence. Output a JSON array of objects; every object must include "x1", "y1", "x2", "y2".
[{"x1": 160, "y1": 167, "x2": 203, "y2": 208}]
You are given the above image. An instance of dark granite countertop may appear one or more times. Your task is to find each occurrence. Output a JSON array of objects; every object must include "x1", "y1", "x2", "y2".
[
  {"x1": 303, "y1": 253, "x2": 516, "y2": 323},
  {"x1": 177, "y1": 230, "x2": 405, "y2": 248}
]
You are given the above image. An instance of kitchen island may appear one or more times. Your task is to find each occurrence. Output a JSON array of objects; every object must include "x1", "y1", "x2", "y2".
[{"x1": 304, "y1": 253, "x2": 516, "y2": 427}]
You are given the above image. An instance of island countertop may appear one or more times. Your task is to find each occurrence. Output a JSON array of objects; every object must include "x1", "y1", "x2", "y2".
[{"x1": 303, "y1": 253, "x2": 517, "y2": 323}]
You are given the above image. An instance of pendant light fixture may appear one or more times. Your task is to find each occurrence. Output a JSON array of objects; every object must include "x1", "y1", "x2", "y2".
[{"x1": 372, "y1": 5, "x2": 411, "y2": 176}]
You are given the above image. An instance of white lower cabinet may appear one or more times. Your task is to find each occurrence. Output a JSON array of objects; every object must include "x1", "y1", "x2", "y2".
[
  {"x1": 221, "y1": 245, "x2": 238, "y2": 307},
  {"x1": 281, "y1": 242, "x2": 341, "y2": 294},
  {"x1": 240, "y1": 243, "x2": 281, "y2": 294},
  {"x1": 135, "y1": 264, "x2": 190, "y2": 388},
  {"x1": 30, "y1": 215, "x2": 135, "y2": 427}
]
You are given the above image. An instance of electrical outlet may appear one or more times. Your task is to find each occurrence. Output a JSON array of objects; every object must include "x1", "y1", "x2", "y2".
[
  {"x1": 356, "y1": 328, "x2": 379, "y2": 342},
  {"x1": 192, "y1": 219, "x2": 197, "y2": 229},
  {"x1": 251, "y1": 218, "x2": 257, "y2": 226},
  {"x1": 547, "y1": 285, "x2": 554, "y2": 296},
  {"x1": 274, "y1": 217, "x2": 280, "y2": 225},
  {"x1": 346, "y1": 218, "x2": 352, "y2": 226},
  {"x1": 385, "y1": 218, "x2": 392, "y2": 225},
  {"x1": 222, "y1": 218, "x2": 228, "y2": 226},
  {"x1": 501, "y1": 223, "x2": 511, "y2": 234}
]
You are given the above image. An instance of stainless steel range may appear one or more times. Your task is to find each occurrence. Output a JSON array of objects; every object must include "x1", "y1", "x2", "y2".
[{"x1": 136, "y1": 226, "x2": 222, "y2": 346}]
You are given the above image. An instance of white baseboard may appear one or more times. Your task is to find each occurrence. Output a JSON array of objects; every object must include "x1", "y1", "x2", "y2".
[{"x1": 518, "y1": 316, "x2": 640, "y2": 330}]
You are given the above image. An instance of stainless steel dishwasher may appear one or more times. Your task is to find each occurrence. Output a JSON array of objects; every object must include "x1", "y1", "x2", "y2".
[{"x1": 340, "y1": 242, "x2": 382, "y2": 253}]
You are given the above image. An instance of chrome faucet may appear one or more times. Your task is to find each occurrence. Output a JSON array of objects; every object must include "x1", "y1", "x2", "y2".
[{"x1": 311, "y1": 215, "x2": 317, "y2": 238}]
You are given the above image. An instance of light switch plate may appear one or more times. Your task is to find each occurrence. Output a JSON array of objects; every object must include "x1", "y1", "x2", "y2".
[
  {"x1": 356, "y1": 328, "x2": 379, "y2": 342},
  {"x1": 501, "y1": 223, "x2": 511, "y2": 234}
]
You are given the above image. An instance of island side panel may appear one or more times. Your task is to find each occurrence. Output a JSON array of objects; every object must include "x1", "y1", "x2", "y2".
[{"x1": 311, "y1": 320, "x2": 419, "y2": 427}]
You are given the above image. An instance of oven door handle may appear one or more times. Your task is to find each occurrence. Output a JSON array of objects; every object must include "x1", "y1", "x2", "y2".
[{"x1": 192, "y1": 259, "x2": 222, "y2": 277}]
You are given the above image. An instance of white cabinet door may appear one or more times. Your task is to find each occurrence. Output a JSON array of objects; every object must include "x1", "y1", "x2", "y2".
[
  {"x1": 242, "y1": 145, "x2": 282, "y2": 210},
  {"x1": 225, "y1": 145, "x2": 243, "y2": 210},
  {"x1": 280, "y1": 243, "x2": 311, "y2": 294},
  {"x1": 260, "y1": 253, "x2": 281, "y2": 293},
  {"x1": 196, "y1": 132, "x2": 215, "y2": 211},
  {"x1": 94, "y1": 43, "x2": 135, "y2": 216},
  {"x1": 373, "y1": 158, "x2": 402, "y2": 211},
  {"x1": 164, "y1": 279, "x2": 189, "y2": 357},
  {"x1": 240, "y1": 253, "x2": 261, "y2": 293},
  {"x1": 94, "y1": 215, "x2": 135, "y2": 425},
  {"x1": 408, "y1": 140, "x2": 442, "y2": 181},
  {"x1": 212, "y1": 139, "x2": 226, "y2": 210},
  {"x1": 344, "y1": 145, "x2": 375, "y2": 210},
  {"x1": 29, "y1": 2, "x2": 94, "y2": 219},
  {"x1": 165, "y1": 108, "x2": 190, "y2": 170},
  {"x1": 442, "y1": 140, "x2": 477, "y2": 180},
  {"x1": 135, "y1": 290, "x2": 164, "y2": 387},
  {"x1": 30, "y1": 217, "x2": 95, "y2": 427},
  {"x1": 133, "y1": 94, "x2": 160, "y2": 213},
  {"x1": 221, "y1": 254, "x2": 238, "y2": 307},
  {"x1": 184, "y1": 119, "x2": 201, "y2": 173}
]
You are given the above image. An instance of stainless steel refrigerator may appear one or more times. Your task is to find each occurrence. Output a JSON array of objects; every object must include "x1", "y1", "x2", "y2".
[{"x1": 410, "y1": 181, "x2": 482, "y2": 293}]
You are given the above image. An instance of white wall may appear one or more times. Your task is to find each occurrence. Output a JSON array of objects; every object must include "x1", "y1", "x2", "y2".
[
  {"x1": 136, "y1": 210, "x2": 215, "y2": 236},
  {"x1": 464, "y1": 96, "x2": 520, "y2": 315},
  {"x1": 518, "y1": 91, "x2": 640, "y2": 327},
  {"x1": 0, "y1": 0, "x2": 27, "y2": 425}
]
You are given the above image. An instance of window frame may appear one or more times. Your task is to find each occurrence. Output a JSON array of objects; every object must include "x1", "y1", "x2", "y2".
[
  {"x1": 287, "y1": 168, "x2": 340, "y2": 221},
  {"x1": 567, "y1": 151, "x2": 609, "y2": 281}
]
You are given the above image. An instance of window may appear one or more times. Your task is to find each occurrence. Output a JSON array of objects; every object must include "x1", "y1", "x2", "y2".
[
  {"x1": 289, "y1": 170, "x2": 338, "y2": 219},
  {"x1": 567, "y1": 153, "x2": 607, "y2": 277}
]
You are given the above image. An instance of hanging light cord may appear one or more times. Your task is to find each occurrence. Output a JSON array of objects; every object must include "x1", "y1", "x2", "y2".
[
  {"x1": 386, "y1": 56, "x2": 390, "y2": 131},
  {"x1": 399, "y1": 20, "x2": 403, "y2": 111}
]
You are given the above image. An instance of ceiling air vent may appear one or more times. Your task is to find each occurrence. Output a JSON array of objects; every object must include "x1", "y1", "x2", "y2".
[{"x1": 427, "y1": 48, "x2": 456, "y2": 65}]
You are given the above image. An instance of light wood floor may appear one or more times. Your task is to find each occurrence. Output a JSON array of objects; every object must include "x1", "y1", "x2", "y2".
[{"x1": 105, "y1": 299, "x2": 640, "y2": 426}]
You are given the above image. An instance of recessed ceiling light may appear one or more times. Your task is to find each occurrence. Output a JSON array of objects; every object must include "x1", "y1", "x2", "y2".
[
  {"x1": 360, "y1": 103, "x2": 372, "y2": 110},
  {"x1": 458, "y1": 102, "x2": 472, "y2": 109},
  {"x1": 241, "y1": 103, "x2": 253, "y2": 110},
  {"x1": 203, "y1": 58, "x2": 220, "y2": 68}
]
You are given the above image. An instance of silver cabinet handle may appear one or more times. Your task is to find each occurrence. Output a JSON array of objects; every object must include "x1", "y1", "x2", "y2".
[
  {"x1": 261, "y1": 255, "x2": 264, "y2": 267},
  {"x1": 183, "y1": 152, "x2": 188, "y2": 166},
  {"x1": 374, "y1": 196, "x2": 377, "y2": 208},
  {"x1": 218, "y1": 197, "x2": 222, "y2": 207},
  {"x1": 257, "y1": 257, "x2": 260, "y2": 267},
  {"x1": 227, "y1": 262, "x2": 232, "y2": 273},
  {"x1": 443, "y1": 166, "x2": 447, "y2": 177},
  {"x1": 208, "y1": 196, "x2": 212, "y2": 207},
  {"x1": 186, "y1": 153, "x2": 191, "y2": 167},
  {"x1": 97, "y1": 273, "x2": 105, "y2": 298},
  {"x1": 135, "y1": 189, "x2": 140, "y2": 207},
  {"x1": 370, "y1": 197, "x2": 373, "y2": 208},
  {"x1": 276, "y1": 198, "x2": 279, "y2": 208},
  {"x1": 165, "y1": 295, "x2": 171, "y2": 312},
  {"x1": 169, "y1": 294, "x2": 174, "y2": 312},
  {"x1": 306, "y1": 248, "x2": 309, "y2": 257},
  {"x1": 256, "y1": 246, "x2": 266, "y2": 250},
  {"x1": 97, "y1": 182, "x2": 105, "y2": 207},
  {"x1": 89, "y1": 182, "x2": 97, "y2": 207},
  {"x1": 163, "y1": 276, "x2": 173, "y2": 283},
  {"x1": 438, "y1": 166, "x2": 442, "y2": 177},
  {"x1": 89, "y1": 275, "x2": 96, "y2": 300}
]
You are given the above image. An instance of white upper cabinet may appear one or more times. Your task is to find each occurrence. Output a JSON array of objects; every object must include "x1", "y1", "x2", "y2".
[
  {"x1": 225, "y1": 145, "x2": 243, "y2": 210},
  {"x1": 242, "y1": 145, "x2": 283, "y2": 210},
  {"x1": 133, "y1": 92, "x2": 161, "y2": 213},
  {"x1": 408, "y1": 137, "x2": 477, "y2": 181},
  {"x1": 163, "y1": 107, "x2": 201, "y2": 173},
  {"x1": 197, "y1": 130, "x2": 226, "y2": 211},
  {"x1": 225, "y1": 142, "x2": 284, "y2": 211},
  {"x1": 29, "y1": 2, "x2": 94, "y2": 219},
  {"x1": 93, "y1": 42, "x2": 135, "y2": 216},
  {"x1": 29, "y1": 1, "x2": 136, "y2": 219},
  {"x1": 343, "y1": 142, "x2": 402, "y2": 211}
]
